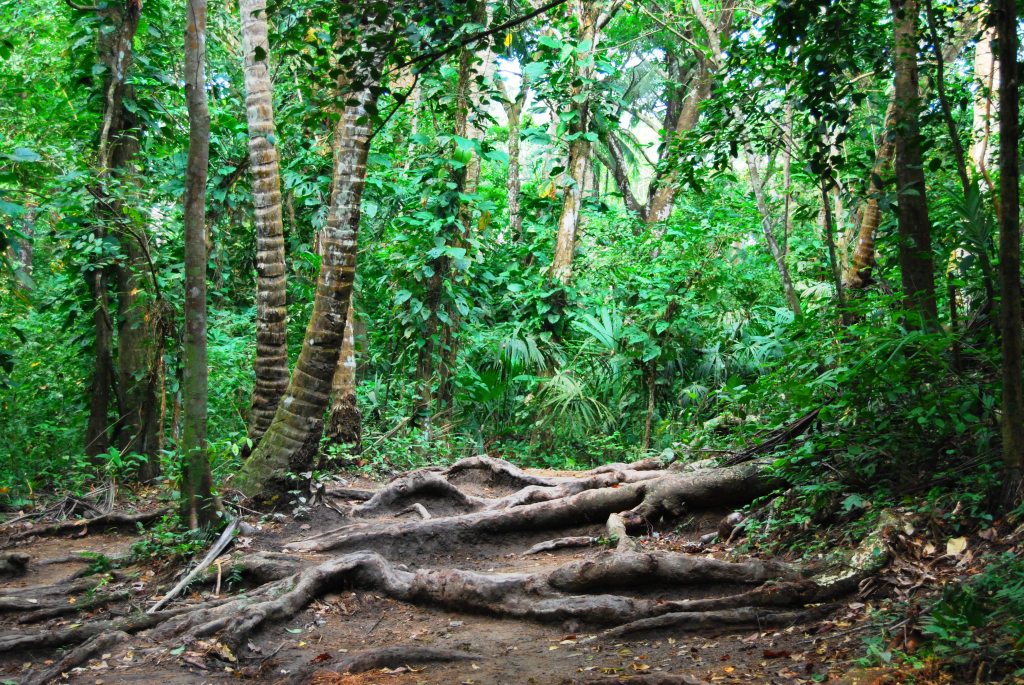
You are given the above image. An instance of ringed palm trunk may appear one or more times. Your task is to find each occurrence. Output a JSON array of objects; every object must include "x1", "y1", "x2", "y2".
[
  {"x1": 846, "y1": 19, "x2": 978, "y2": 291},
  {"x1": 844, "y1": 100, "x2": 897, "y2": 290},
  {"x1": 326, "y1": 305, "x2": 361, "y2": 453},
  {"x1": 234, "y1": 67, "x2": 384, "y2": 500},
  {"x1": 239, "y1": 0, "x2": 289, "y2": 447}
]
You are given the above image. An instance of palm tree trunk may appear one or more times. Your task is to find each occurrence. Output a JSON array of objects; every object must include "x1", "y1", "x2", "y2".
[
  {"x1": 234, "y1": 30, "x2": 388, "y2": 499},
  {"x1": 239, "y1": 0, "x2": 289, "y2": 447},
  {"x1": 326, "y1": 304, "x2": 361, "y2": 454}
]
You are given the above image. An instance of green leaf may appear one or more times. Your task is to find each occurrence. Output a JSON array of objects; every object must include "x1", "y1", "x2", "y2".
[
  {"x1": 285, "y1": 627, "x2": 303, "y2": 634},
  {"x1": 7, "y1": 147, "x2": 40, "y2": 163}
]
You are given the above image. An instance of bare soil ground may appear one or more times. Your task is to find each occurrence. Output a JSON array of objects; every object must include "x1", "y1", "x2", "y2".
[{"x1": 0, "y1": 458, "x2": 894, "y2": 685}]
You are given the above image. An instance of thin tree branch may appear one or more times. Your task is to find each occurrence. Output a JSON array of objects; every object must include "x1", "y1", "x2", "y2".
[
  {"x1": 65, "y1": 0, "x2": 105, "y2": 12},
  {"x1": 397, "y1": 0, "x2": 570, "y2": 72}
]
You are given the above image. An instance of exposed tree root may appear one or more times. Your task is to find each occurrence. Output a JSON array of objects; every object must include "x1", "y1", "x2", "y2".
[
  {"x1": 566, "y1": 673, "x2": 711, "y2": 685},
  {"x1": 599, "y1": 605, "x2": 833, "y2": 639},
  {"x1": 351, "y1": 470, "x2": 483, "y2": 516},
  {"x1": 0, "y1": 457, "x2": 900, "y2": 683},
  {"x1": 523, "y1": 536, "x2": 597, "y2": 555},
  {"x1": 0, "y1": 551, "x2": 28, "y2": 576},
  {"x1": 17, "y1": 589, "x2": 131, "y2": 624},
  {"x1": 22, "y1": 629, "x2": 129, "y2": 685},
  {"x1": 288, "y1": 461, "x2": 773, "y2": 554},
  {"x1": 0, "y1": 600, "x2": 228, "y2": 652},
  {"x1": 2, "y1": 507, "x2": 169, "y2": 543},
  {"x1": 337, "y1": 644, "x2": 477, "y2": 672}
]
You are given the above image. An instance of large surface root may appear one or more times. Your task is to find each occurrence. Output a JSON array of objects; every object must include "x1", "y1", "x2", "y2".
[
  {"x1": 0, "y1": 456, "x2": 898, "y2": 683},
  {"x1": 287, "y1": 461, "x2": 774, "y2": 554}
]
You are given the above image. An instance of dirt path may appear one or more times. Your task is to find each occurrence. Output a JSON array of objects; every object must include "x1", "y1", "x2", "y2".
[{"x1": 0, "y1": 458, "x2": 884, "y2": 684}]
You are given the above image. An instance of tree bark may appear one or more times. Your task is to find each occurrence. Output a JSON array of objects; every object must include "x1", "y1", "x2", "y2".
[
  {"x1": 845, "y1": 101, "x2": 897, "y2": 290},
  {"x1": 548, "y1": 0, "x2": 605, "y2": 286},
  {"x1": 995, "y1": 0, "x2": 1022, "y2": 507},
  {"x1": 741, "y1": 141, "x2": 801, "y2": 316},
  {"x1": 85, "y1": 268, "x2": 116, "y2": 458},
  {"x1": 644, "y1": 58, "x2": 711, "y2": 225},
  {"x1": 502, "y1": 76, "x2": 528, "y2": 240},
  {"x1": 889, "y1": 0, "x2": 938, "y2": 326},
  {"x1": 80, "y1": 0, "x2": 160, "y2": 469},
  {"x1": 181, "y1": 0, "x2": 216, "y2": 529},
  {"x1": 234, "y1": 19, "x2": 390, "y2": 500},
  {"x1": 240, "y1": 0, "x2": 289, "y2": 448},
  {"x1": 970, "y1": 25, "x2": 998, "y2": 192},
  {"x1": 846, "y1": 19, "x2": 976, "y2": 291},
  {"x1": 326, "y1": 302, "x2": 361, "y2": 454}
]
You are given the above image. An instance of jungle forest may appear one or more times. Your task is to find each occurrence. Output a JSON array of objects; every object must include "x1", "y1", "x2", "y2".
[{"x1": 0, "y1": 0, "x2": 1022, "y2": 681}]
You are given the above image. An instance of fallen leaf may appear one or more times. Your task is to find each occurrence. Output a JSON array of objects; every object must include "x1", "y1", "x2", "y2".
[{"x1": 946, "y1": 537, "x2": 968, "y2": 556}]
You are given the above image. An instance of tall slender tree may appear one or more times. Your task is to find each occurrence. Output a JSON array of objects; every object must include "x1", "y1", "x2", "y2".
[
  {"x1": 995, "y1": 0, "x2": 1022, "y2": 506},
  {"x1": 889, "y1": 0, "x2": 938, "y2": 325},
  {"x1": 548, "y1": 0, "x2": 613, "y2": 286},
  {"x1": 181, "y1": 0, "x2": 216, "y2": 528},
  {"x1": 239, "y1": 0, "x2": 289, "y2": 447}
]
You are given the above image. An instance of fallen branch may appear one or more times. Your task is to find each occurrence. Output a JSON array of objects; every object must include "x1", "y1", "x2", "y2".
[
  {"x1": 4, "y1": 507, "x2": 170, "y2": 543},
  {"x1": 148, "y1": 517, "x2": 240, "y2": 614}
]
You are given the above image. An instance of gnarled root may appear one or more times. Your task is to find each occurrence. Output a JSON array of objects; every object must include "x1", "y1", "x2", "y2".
[
  {"x1": 290, "y1": 461, "x2": 773, "y2": 554},
  {"x1": 3, "y1": 508, "x2": 169, "y2": 543},
  {"x1": 23, "y1": 629, "x2": 129, "y2": 685}
]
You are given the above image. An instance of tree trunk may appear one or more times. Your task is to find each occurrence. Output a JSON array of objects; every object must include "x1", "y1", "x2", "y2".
[
  {"x1": 326, "y1": 300, "x2": 361, "y2": 454},
  {"x1": 80, "y1": 0, "x2": 159, "y2": 466},
  {"x1": 548, "y1": 0, "x2": 603, "y2": 286},
  {"x1": 889, "y1": 0, "x2": 938, "y2": 326},
  {"x1": 181, "y1": 0, "x2": 216, "y2": 529},
  {"x1": 644, "y1": 59, "x2": 711, "y2": 225},
  {"x1": 844, "y1": 100, "x2": 897, "y2": 290},
  {"x1": 847, "y1": 16, "x2": 978, "y2": 292},
  {"x1": 970, "y1": 25, "x2": 998, "y2": 193},
  {"x1": 85, "y1": 269, "x2": 116, "y2": 458},
  {"x1": 417, "y1": 4, "x2": 488, "y2": 419},
  {"x1": 995, "y1": 0, "x2": 1022, "y2": 507},
  {"x1": 234, "y1": 22, "x2": 389, "y2": 500},
  {"x1": 504, "y1": 83, "x2": 526, "y2": 240},
  {"x1": 240, "y1": 0, "x2": 289, "y2": 448},
  {"x1": 922, "y1": 0, "x2": 969, "y2": 198},
  {"x1": 438, "y1": 18, "x2": 491, "y2": 409},
  {"x1": 741, "y1": 141, "x2": 801, "y2": 316},
  {"x1": 115, "y1": 239, "x2": 161, "y2": 479}
]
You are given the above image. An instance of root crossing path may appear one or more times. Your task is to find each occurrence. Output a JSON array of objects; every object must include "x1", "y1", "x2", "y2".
[{"x1": 0, "y1": 456, "x2": 896, "y2": 684}]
